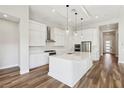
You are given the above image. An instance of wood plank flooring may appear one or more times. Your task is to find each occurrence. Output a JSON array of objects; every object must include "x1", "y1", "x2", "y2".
[{"x1": 0, "y1": 54, "x2": 124, "y2": 88}]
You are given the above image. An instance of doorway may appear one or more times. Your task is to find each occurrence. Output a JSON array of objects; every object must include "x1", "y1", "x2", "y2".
[
  {"x1": 103, "y1": 31, "x2": 116, "y2": 54},
  {"x1": 99, "y1": 23, "x2": 118, "y2": 56}
]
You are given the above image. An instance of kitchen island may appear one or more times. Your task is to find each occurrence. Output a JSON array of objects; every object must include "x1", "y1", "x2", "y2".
[{"x1": 48, "y1": 52, "x2": 93, "y2": 87}]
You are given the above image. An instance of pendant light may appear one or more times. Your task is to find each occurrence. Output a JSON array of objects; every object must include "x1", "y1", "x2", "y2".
[
  {"x1": 81, "y1": 18, "x2": 83, "y2": 39},
  {"x1": 74, "y1": 12, "x2": 78, "y2": 36},
  {"x1": 66, "y1": 5, "x2": 69, "y2": 34}
]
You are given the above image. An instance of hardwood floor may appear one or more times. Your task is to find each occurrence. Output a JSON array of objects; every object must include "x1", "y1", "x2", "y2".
[{"x1": 0, "y1": 54, "x2": 124, "y2": 88}]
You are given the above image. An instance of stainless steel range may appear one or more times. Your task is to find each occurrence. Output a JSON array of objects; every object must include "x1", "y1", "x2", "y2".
[{"x1": 44, "y1": 50, "x2": 56, "y2": 55}]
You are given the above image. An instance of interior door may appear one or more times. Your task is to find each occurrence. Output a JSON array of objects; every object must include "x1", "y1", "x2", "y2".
[
  {"x1": 104, "y1": 40, "x2": 112, "y2": 53},
  {"x1": 103, "y1": 32, "x2": 115, "y2": 54}
]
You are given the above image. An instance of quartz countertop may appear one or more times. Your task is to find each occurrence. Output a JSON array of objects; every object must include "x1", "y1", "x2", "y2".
[{"x1": 50, "y1": 52, "x2": 91, "y2": 61}]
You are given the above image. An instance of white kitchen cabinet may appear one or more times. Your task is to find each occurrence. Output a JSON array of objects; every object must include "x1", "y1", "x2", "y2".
[
  {"x1": 53, "y1": 28, "x2": 65, "y2": 46},
  {"x1": 92, "y1": 49, "x2": 100, "y2": 61},
  {"x1": 29, "y1": 20, "x2": 46, "y2": 46},
  {"x1": 80, "y1": 29, "x2": 93, "y2": 42},
  {"x1": 29, "y1": 20, "x2": 42, "y2": 30},
  {"x1": 73, "y1": 29, "x2": 98, "y2": 45},
  {"x1": 48, "y1": 52, "x2": 93, "y2": 87},
  {"x1": 30, "y1": 30, "x2": 42, "y2": 46},
  {"x1": 73, "y1": 31, "x2": 82, "y2": 44},
  {"x1": 29, "y1": 52, "x2": 49, "y2": 69}
]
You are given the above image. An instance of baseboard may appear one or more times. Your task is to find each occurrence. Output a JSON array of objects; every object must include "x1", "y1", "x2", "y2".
[
  {"x1": 0, "y1": 64, "x2": 18, "y2": 69},
  {"x1": 20, "y1": 69, "x2": 29, "y2": 75}
]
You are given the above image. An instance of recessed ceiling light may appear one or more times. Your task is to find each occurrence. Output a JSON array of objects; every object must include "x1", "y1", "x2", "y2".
[
  {"x1": 52, "y1": 9, "x2": 56, "y2": 13},
  {"x1": 3, "y1": 14, "x2": 8, "y2": 18},
  {"x1": 95, "y1": 16, "x2": 99, "y2": 19}
]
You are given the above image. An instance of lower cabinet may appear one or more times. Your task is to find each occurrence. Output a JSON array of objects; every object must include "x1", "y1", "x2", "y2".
[
  {"x1": 29, "y1": 53, "x2": 49, "y2": 69},
  {"x1": 91, "y1": 46, "x2": 100, "y2": 61}
]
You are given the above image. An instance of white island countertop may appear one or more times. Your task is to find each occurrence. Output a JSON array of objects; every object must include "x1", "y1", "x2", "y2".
[
  {"x1": 51, "y1": 52, "x2": 91, "y2": 61},
  {"x1": 48, "y1": 52, "x2": 93, "y2": 87}
]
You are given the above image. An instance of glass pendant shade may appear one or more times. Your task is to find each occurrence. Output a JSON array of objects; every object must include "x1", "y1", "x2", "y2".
[
  {"x1": 66, "y1": 29, "x2": 69, "y2": 34},
  {"x1": 80, "y1": 18, "x2": 83, "y2": 38}
]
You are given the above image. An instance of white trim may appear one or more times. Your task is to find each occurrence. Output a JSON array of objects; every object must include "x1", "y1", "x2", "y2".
[
  {"x1": 20, "y1": 70, "x2": 29, "y2": 75},
  {"x1": 0, "y1": 64, "x2": 18, "y2": 69}
]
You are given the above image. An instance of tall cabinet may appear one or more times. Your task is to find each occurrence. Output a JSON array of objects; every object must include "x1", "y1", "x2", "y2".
[
  {"x1": 29, "y1": 20, "x2": 46, "y2": 46},
  {"x1": 29, "y1": 20, "x2": 48, "y2": 69},
  {"x1": 53, "y1": 28, "x2": 65, "y2": 46}
]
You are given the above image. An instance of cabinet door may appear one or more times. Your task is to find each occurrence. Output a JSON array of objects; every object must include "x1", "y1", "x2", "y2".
[
  {"x1": 81, "y1": 30, "x2": 93, "y2": 41},
  {"x1": 55, "y1": 35, "x2": 65, "y2": 46},
  {"x1": 29, "y1": 30, "x2": 42, "y2": 46},
  {"x1": 30, "y1": 53, "x2": 49, "y2": 69},
  {"x1": 29, "y1": 20, "x2": 46, "y2": 46},
  {"x1": 54, "y1": 29, "x2": 65, "y2": 46},
  {"x1": 29, "y1": 20, "x2": 42, "y2": 30},
  {"x1": 41, "y1": 25, "x2": 47, "y2": 46}
]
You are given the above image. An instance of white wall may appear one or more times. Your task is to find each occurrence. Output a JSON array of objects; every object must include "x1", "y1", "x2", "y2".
[
  {"x1": 0, "y1": 6, "x2": 29, "y2": 74},
  {"x1": 118, "y1": 6, "x2": 124, "y2": 63},
  {"x1": 0, "y1": 19, "x2": 19, "y2": 69},
  {"x1": 116, "y1": 30, "x2": 118, "y2": 57}
]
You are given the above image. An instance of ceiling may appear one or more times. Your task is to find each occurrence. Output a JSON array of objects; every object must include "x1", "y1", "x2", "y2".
[
  {"x1": 29, "y1": 5, "x2": 122, "y2": 30},
  {"x1": 0, "y1": 11, "x2": 19, "y2": 23}
]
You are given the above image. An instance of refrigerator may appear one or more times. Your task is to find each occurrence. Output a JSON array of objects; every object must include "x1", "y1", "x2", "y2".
[{"x1": 81, "y1": 41, "x2": 92, "y2": 52}]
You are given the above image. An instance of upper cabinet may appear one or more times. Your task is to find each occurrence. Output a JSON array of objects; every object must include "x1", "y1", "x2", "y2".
[
  {"x1": 73, "y1": 29, "x2": 99, "y2": 46},
  {"x1": 29, "y1": 20, "x2": 46, "y2": 46},
  {"x1": 52, "y1": 28, "x2": 65, "y2": 46},
  {"x1": 29, "y1": 20, "x2": 66, "y2": 47}
]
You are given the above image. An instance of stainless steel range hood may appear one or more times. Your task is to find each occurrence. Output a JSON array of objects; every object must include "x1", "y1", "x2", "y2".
[{"x1": 46, "y1": 26, "x2": 56, "y2": 42}]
